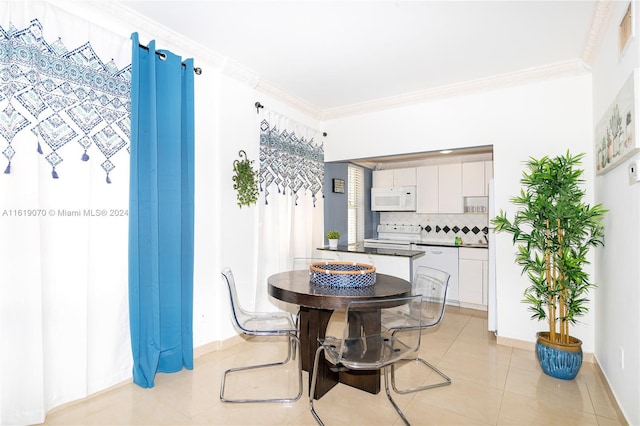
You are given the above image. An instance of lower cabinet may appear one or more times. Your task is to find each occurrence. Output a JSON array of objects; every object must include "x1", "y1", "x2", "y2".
[{"x1": 458, "y1": 247, "x2": 488, "y2": 310}]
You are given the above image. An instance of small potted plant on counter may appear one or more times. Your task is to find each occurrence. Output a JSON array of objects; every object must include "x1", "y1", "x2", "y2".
[
  {"x1": 492, "y1": 151, "x2": 606, "y2": 380},
  {"x1": 326, "y1": 230, "x2": 340, "y2": 249}
]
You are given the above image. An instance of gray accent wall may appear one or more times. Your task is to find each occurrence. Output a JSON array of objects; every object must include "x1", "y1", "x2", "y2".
[{"x1": 324, "y1": 162, "x2": 378, "y2": 245}]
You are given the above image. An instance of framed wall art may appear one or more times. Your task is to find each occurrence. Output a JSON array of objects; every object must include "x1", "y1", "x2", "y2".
[
  {"x1": 619, "y1": 2, "x2": 635, "y2": 57},
  {"x1": 332, "y1": 178, "x2": 345, "y2": 193},
  {"x1": 595, "y1": 69, "x2": 638, "y2": 175}
]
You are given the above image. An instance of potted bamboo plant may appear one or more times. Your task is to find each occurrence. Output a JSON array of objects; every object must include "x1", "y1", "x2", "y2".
[{"x1": 492, "y1": 151, "x2": 606, "y2": 380}]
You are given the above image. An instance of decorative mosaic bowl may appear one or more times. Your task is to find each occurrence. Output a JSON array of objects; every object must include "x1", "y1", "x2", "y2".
[{"x1": 309, "y1": 261, "x2": 376, "y2": 288}]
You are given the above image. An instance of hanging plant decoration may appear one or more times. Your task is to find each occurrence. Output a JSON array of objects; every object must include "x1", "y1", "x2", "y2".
[{"x1": 232, "y1": 150, "x2": 259, "y2": 208}]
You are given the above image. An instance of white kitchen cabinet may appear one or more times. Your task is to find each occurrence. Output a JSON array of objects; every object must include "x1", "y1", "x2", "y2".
[
  {"x1": 372, "y1": 169, "x2": 394, "y2": 187},
  {"x1": 416, "y1": 163, "x2": 463, "y2": 213},
  {"x1": 416, "y1": 165, "x2": 438, "y2": 213},
  {"x1": 372, "y1": 168, "x2": 416, "y2": 188},
  {"x1": 394, "y1": 168, "x2": 416, "y2": 186},
  {"x1": 458, "y1": 247, "x2": 488, "y2": 310},
  {"x1": 462, "y1": 162, "x2": 485, "y2": 196},
  {"x1": 462, "y1": 160, "x2": 493, "y2": 196},
  {"x1": 438, "y1": 163, "x2": 463, "y2": 213}
]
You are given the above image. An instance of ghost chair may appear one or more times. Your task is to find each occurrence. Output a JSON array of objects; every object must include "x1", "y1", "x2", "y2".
[
  {"x1": 388, "y1": 266, "x2": 451, "y2": 394},
  {"x1": 309, "y1": 295, "x2": 423, "y2": 426},
  {"x1": 220, "y1": 267, "x2": 302, "y2": 403}
]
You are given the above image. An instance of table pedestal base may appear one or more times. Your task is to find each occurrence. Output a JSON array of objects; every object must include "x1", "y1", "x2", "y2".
[{"x1": 298, "y1": 307, "x2": 380, "y2": 399}]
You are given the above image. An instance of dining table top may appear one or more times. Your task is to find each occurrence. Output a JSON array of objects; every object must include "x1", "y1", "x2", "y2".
[{"x1": 267, "y1": 269, "x2": 412, "y2": 311}]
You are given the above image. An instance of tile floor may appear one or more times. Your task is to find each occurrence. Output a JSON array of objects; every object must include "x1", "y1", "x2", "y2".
[{"x1": 40, "y1": 307, "x2": 626, "y2": 425}]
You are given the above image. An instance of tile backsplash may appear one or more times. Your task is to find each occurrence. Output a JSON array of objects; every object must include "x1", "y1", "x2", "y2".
[{"x1": 379, "y1": 212, "x2": 489, "y2": 245}]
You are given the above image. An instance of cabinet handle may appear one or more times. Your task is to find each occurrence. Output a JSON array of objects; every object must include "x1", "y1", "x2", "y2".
[{"x1": 429, "y1": 250, "x2": 443, "y2": 254}]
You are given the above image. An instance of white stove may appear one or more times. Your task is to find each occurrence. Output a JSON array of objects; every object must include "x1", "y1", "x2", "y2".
[{"x1": 363, "y1": 224, "x2": 422, "y2": 249}]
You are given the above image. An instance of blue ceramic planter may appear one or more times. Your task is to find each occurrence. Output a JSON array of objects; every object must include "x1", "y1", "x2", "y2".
[{"x1": 535, "y1": 332, "x2": 583, "y2": 380}]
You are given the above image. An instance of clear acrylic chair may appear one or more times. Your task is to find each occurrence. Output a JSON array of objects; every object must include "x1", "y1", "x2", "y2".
[
  {"x1": 309, "y1": 295, "x2": 423, "y2": 426},
  {"x1": 220, "y1": 268, "x2": 302, "y2": 403},
  {"x1": 389, "y1": 266, "x2": 451, "y2": 394}
]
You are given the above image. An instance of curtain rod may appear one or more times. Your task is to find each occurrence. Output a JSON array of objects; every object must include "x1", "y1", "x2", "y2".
[
  {"x1": 138, "y1": 43, "x2": 202, "y2": 75},
  {"x1": 255, "y1": 101, "x2": 327, "y2": 136}
]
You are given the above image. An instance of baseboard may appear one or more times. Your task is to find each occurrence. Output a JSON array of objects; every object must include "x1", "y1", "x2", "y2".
[
  {"x1": 193, "y1": 334, "x2": 246, "y2": 358},
  {"x1": 496, "y1": 335, "x2": 595, "y2": 364},
  {"x1": 458, "y1": 301, "x2": 488, "y2": 311}
]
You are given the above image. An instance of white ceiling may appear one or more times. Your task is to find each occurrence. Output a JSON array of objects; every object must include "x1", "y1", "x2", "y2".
[{"x1": 118, "y1": 0, "x2": 601, "y2": 113}]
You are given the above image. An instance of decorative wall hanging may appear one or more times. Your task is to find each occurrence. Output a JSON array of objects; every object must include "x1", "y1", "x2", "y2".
[
  {"x1": 259, "y1": 114, "x2": 324, "y2": 206},
  {"x1": 232, "y1": 149, "x2": 259, "y2": 208},
  {"x1": 595, "y1": 69, "x2": 638, "y2": 175},
  {"x1": 0, "y1": 19, "x2": 131, "y2": 182}
]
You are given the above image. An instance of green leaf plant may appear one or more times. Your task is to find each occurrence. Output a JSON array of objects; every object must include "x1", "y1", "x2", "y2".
[
  {"x1": 491, "y1": 151, "x2": 606, "y2": 345},
  {"x1": 232, "y1": 150, "x2": 259, "y2": 208},
  {"x1": 325, "y1": 230, "x2": 340, "y2": 240}
]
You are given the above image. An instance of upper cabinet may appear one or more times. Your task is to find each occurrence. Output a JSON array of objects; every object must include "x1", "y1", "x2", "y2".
[
  {"x1": 416, "y1": 165, "x2": 438, "y2": 213},
  {"x1": 462, "y1": 161, "x2": 493, "y2": 196},
  {"x1": 416, "y1": 163, "x2": 463, "y2": 214},
  {"x1": 438, "y1": 163, "x2": 463, "y2": 213},
  {"x1": 372, "y1": 167, "x2": 416, "y2": 187},
  {"x1": 374, "y1": 160, "x2": 492, "y2": 214}
]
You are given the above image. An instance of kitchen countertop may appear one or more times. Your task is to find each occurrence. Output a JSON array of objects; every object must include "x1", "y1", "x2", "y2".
[
  {"x1": 317, "y1": 241, "x2": 488, "y2": 258},
  {"x1": 317, "y1": 244, "x2": 425, "y2": 259}
]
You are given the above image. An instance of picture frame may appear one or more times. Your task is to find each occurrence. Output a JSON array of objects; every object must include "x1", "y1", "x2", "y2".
[
  {"x1": 332, "y1": 178, "x2": 345, "y2": 193},
  {"x1": 595, "y1": 69, "x2": 639, "y2": 175},
  {"x1": 619, "y1": 2, "x2": 635, "y2": 57}
]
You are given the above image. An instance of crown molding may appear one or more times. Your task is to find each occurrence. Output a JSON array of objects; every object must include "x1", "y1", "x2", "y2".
[
  {"x1": 78, "y1": 1, "x2": 324, "y2": 119},
  {"x1": 63, "y1": 0, "x2": 227, "y2": 69},
  {"x1": 255, "y1": 80, "x2": 323, "y2": 119},
  {"x1": 581, "y1": 0, "x2": 615, "y2": 66},
  {"x1": 70, "y1": 1, "x2": 604, "y2": 123},
  {"x1": 321, "y1": 59, "x2": 591, "y2": 120}
]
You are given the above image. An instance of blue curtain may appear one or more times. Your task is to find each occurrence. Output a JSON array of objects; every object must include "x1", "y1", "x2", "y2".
[{"x1": 128, "y1": 32, "x2": 195, "y2": 388}]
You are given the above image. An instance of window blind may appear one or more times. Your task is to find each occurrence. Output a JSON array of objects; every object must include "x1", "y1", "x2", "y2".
[{"x1": 348, "y1": 164, "x2": 365, "y2": 245}]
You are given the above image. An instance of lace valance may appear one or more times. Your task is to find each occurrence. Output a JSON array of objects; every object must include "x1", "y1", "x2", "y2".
[
  {"x1": 259, "y1": 116, "x2": 324, "y2": 206},
  {"x1": 0, "y1": 19, "x2": 131, "y2": 182}
]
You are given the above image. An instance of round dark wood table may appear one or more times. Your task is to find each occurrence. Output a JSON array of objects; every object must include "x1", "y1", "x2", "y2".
[{"x1": 268, "y1": 270, "x2": 412, "y2": 399}]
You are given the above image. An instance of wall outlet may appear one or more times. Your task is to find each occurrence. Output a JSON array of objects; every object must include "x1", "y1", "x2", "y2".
[
  {"x1": 620, "y1": 346, "x2": 625, "y2": 370},
  {"x1": 628, "y1": 161, "x2": 640, "y2": 185}
]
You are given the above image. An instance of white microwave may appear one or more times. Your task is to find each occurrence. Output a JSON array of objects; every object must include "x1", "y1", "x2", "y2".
[{"x1": 371, "y1": 186, "x2": 417, "y2": 211}]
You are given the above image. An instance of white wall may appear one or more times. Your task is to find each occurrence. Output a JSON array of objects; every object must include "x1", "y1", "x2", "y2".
[
  {"x1": 60, "y1": 1, "x2": 322, "y2": 346},
  {"x1": 42, "y1": 2, "x2": 636, "y2": 422},
  {"x1": 591, "y1": 2, "x2": 640, "y2": 424},
  {"x1": 325, "y1": 74, "x2": 598, "y2": 351},
  {"x1": 216, "y1": 75, "x2": 322, "y2": 339}
]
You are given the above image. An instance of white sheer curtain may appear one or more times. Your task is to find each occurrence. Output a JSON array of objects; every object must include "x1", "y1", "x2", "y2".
[
  {"x1": 0, "y1": 3, "x2": 132, "y2": 424},
  {"x1": 255, "y1": 110, "x2": 324, "y2": 311}
]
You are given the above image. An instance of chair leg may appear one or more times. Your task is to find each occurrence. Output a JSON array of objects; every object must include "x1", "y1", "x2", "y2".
[
  {"x1": 220, "y1": 333, "x2": 303, "y2": 403},
  {"x1": 310, "y1": 349, "x2": 414, "y2": 426},
  {"x1": 383, "y1": 366, "x2": 411, "y2": 426},
  {"x1": 390, "y1": 356, "x2": 451, "y2": 394},
  {"x1": 291, "y1": 310, "x2": 300, "y2": 361},
  {"x1": 309, "y1": 345, "x2": 326, "y2": 426}
]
